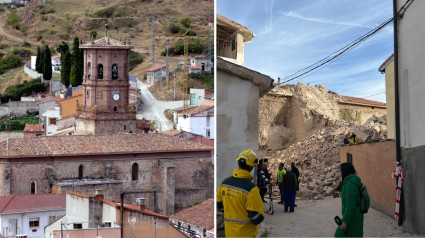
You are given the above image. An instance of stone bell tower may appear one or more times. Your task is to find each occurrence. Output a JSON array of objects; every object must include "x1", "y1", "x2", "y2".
[{"x1": 75, "y1": 29, "x2": 136, "y2": 135}]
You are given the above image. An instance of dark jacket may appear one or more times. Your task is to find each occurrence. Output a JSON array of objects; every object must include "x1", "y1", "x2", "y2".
[
  {"x1": 291, "y1": 165, "x2": 300, "y2": 190},
  {"x1": 335, "y1": 174, "x2": 364, "y2": 237},
  {"x1": 283, "y1": 172, "x2": 297, "y2": 191},
  {"x1": 257, "y1": 168, "x2": 270, "y2": 189}
]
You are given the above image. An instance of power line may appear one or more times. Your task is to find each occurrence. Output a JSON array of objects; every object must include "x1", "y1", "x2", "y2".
[{"x1": 280, "y1": 0, "x2": 415, "y2": 85}]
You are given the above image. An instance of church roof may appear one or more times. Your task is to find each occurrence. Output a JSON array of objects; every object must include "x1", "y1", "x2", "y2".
[
  {"x1": 80, "y1": 37, "x2": 132, "y2": 49},
  {"x1": 0, "y1": 134, "x2": 212, "y2": 158}
]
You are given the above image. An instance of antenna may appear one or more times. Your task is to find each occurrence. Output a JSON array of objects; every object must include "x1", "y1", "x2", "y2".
[
  {"x1": 148, "y1": 19, "x2": 156, "y2": 63},
  {"x1": 165, "y1": 42, "x2": 170, "y2": 85}
]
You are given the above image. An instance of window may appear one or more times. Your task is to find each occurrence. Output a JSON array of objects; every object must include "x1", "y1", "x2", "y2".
[
  {"x1": 114, "y1": 106, "x2": 117, "y2": 112},
  {"x1": 88, "y1": 62, "x2": 91, "y2": 76},
  {"x1": 29, "y1": 218, "x2": 39, "y2": 228},
  {"x1": 78, "y1": 164, "x2": 84, "y2": 179},
  {"x1": 97, "y1": 64, "x2": 103, "y2": 79},
  {"x1": 86, "y1": 90, "x2": 89, "y2": 98},
  {"x1": 232, "y1": 39, "x2": 236, "y2": 51},
  {"x1": 206, "y1": 129, "x2": 211, "y2": 138},
  {"x1": 30, "y1": 181, "x2": 36, "y2": 194},
  {"x1": 73, "y1": 223, "x2": 82, "y2": 229},
  {"x1": 124, "y1": 125, "x2": 127, "y2": 131},
  {"x1": 132, "y1": 163, "x2": 139, "y2": 181},
  {"x1": 347, "y1": 153, "x2": 353, "y2": 164},
  {"x1": 49, "y1": 216, "x2": 56, "y2": 225},
  {"x1": 49, "y1": 118, "x2": 57, "y2": 125},
  {"x1": 112, "y1": 64, "x2": 118, "y2": 80},
  {"x1": 104, "y1": 222, "x2": 111, "y2": 228}
]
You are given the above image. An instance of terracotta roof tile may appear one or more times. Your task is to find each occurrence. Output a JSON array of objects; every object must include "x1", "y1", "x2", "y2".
[
  {"x1": 204, "y1": 90, "x2": 214, "y2": 97},
  {"x1": 146, "y1": 64, "x2": 166, "y2": 72},
  {"x1": 24, "y1": 124, "x2": 43, "y2": 132},
  {"x1": 40, "y1": 97, "x2": 63, "y2": 103},
  {"x1": 190, "y1": 66, "x2": 202, "y2": 70},
  {"x1": 190, "y1": 136, "x2": 214, "y2": 147},
  {"x1": 176, "y1": 105, "x2": 214, "y2": 116},
  {"x1": 170, "y1": 199, "x2": 214, "y2": 229},
  {"x1": 162, "y1": 129, "x2": 183, "y2": 136},
  {"x1": 0, "y1": 194, "x2": 65, "y2": 214},
  {"x1": 340, "y1": 95, "x2": 386, "y2": 107},
  {"x1": 0, "y1": 134, "x2": 212, "y2": 158},
  {"x1": 0, "y1": 196, "x2": 14, "y2": 213}
]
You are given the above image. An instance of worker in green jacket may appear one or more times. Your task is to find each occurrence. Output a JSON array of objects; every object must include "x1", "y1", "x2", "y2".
[
  {"x1": 276, "y1": 163, "x2": 286, "y2": 204},
  {"x1": 335, "y1": 163, "x2": 364, "y2": 237}
]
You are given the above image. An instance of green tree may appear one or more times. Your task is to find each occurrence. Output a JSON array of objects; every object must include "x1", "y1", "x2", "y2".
[
  {"x1": 56, "y1": 41, "x2": 69, "y2": 54},
  {"x1": 89, "y1": 29, "x2": 97, "y2": 39},
  {"x1": 42, "y1": 45, "x2": 52, "y2": 80},
  {"x1": 35, "y1": 46, "x2": 42, "y2": 73},
  {"x1": 70, "y1": 36, "x2": 83, "y2": 86},
  {"x1": 61, "y1": 49, "x2": 71, "y2": 88}
]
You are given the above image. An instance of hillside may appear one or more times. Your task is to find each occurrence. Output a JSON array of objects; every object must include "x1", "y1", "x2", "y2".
[{"x1": 0, "y1": 0, "x2": 214, "y2": 97}]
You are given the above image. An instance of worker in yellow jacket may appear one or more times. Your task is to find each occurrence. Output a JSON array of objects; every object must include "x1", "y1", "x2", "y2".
[{"x1": 217, "y1": 149, "x2": 265, "y2": 237}]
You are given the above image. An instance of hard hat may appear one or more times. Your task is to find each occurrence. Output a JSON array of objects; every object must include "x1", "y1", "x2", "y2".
[{"x1": 236, "y1": 149, "x2": 258, "y2": 167}]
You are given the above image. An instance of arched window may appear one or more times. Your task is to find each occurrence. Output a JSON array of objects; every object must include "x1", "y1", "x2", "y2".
[
  {"x1": 30, "y1": 181, "x2": 36, "y2": 194},
  {"x1": 112, "y1": 64, "x2": 118, "y2": 80},
  {"x1": 88, "y1": 62, "x2": 92, "y2": 77},
  {"x1": 78, "y1": 164, "x2": 84, "y2": 179},
  {"x1": 132, "y1": 163, "x2": 139, "y2": 181},
  {"x1": 97, "y1": 64, "x2": 103, "y2": 79}
]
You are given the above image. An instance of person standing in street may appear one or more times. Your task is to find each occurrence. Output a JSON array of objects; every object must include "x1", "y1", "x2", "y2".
[
  {"x1": 335, "y1": 163, "x2": 364, "y2": 237},
  {"x1": 217, "y1": 149, "x2": 265, "y2": 237},
  {"x1": 283, "y1": 166, "x2": 297, "y2": 212},
  {"x1": 291, "y1": 162, "x2": 300, "y2": 207},
  {"x1": 257, "y1": 159, "x2": 271, "y2": 203},
  {"x1": 276, "y1": 163, "x2": 286, "y2": 204}
]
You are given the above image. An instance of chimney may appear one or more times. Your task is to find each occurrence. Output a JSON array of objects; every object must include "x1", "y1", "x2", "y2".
[
  {"x1": 136, "y1": 197, "x2": 146, "y2": 211},
  {"x1": 95, "y1": 188, "x2": 104, "y2": 200}
]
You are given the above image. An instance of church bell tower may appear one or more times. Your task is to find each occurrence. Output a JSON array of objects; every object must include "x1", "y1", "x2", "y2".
[{"x1": 75, "y1": 30, "x2": 136, "y2": 135}]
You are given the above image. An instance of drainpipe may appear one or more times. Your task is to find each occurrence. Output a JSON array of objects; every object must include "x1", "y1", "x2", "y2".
[{"x1": 393, "y1": 0, "x2": 404, "y2": 226}]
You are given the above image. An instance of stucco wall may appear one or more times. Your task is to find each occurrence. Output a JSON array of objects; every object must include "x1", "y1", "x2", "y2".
[
  {"x1": 339, "y1": 140, "x2": 396, "y2": 217},
  {"x1": 397, "y1": 0, "x2": 425, "y2": 234},
  {"x1": 216, "y1": 70, "x2": 260, "y2": 187},
  {"x1": 384, "y1": 61, "x2": 395, "y2": 139}
]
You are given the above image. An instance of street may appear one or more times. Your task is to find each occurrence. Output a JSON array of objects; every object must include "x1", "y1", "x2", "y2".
[{"x1": 136, "y1": 80, "x2": 184, "y2": 132}]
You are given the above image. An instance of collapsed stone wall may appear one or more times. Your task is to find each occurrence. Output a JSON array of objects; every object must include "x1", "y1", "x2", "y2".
[
  {"x1": 259, "y1": 83, "x2": 389, "y2": 199},
  {"x1": 267, "y1": 116, "x2": 388, "y2": 200}
]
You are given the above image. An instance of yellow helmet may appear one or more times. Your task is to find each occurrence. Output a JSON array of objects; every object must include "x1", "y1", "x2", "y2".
[{"x1": 236, "y1": 149, "x2": 258, "y2": 167}]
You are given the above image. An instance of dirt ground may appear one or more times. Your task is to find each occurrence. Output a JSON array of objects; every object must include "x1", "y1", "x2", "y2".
[
  {"x1": 217, "y1": 196, "x2": 418, "y2": 237},
  {"x1": 256, "y1": 196, "x2": 416, "y2": 237}
]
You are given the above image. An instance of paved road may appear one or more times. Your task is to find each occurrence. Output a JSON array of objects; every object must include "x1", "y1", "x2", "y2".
[
  {"x1": 136, "y1": 80, "x2": 184, "y2": 132},
  {"x1": 256, "y1": 196, "x2": 413, "y2": 237}
]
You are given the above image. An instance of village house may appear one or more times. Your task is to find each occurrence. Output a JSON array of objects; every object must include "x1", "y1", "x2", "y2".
[
  {"x1": 379, "y1": 53, "x2": 395, "y2": 139},
  {"x1": 146, "y1": 64, "x2": 167, "y2": 85},
  {"x1": 174, "y1": 105, "x2": 214, "y2": 139},
  {"x1": 216, "y1": 15, "x2": 274, "y2": 187},
  {"x1": 23, "y1": 124, "x2": 44, "y2": 138},
  {"x1": 45, "y1": 191, "x2": 186, "y2": 238},
  {"x1": 190, "y1": 56, "x2": 213, "y2": 73},
  {"x1": 0, "y1": 193, "x2": 66, "y2": 238},
  {"x1": 169, "y1": 198, "x2": 214, "y2": 238},
  {"x1": 51, "y1": 54, "x2": 61, "y2": 73}
]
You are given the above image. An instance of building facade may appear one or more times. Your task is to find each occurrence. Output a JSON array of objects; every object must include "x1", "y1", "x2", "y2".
[
  {"x1": 175, "y1": 106, "x2": 214, "y2": 139},
  {"x1": 146, "y1": 64, "x2": 167, "y2": 85},
  {"x1": 0, "y1": 134, "x2": 213, "y2": 216}
]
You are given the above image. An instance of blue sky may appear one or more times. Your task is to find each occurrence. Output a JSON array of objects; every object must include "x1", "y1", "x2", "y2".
[{"x1": 217, "y1": 0, "x2": 394, "y2": 102}]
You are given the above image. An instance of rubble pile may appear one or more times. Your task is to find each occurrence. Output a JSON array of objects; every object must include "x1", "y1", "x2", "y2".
[{"x1": 268, "y1": 115, "x2": 388, "y2": 200}]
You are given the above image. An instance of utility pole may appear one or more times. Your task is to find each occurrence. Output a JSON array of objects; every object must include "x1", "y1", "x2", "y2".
[
  {"x1": 148, "y1": 19, "x2": 156, "y2": 63},
  {"x1": 165, "y1": 42, "x2": 170, "y2": 85},
  {"x1": 208, "y1": 17, "x2": 213, "y2": 67},
  {"x1": 174, "y1": 69, "x2": 177, "y2": 99}
]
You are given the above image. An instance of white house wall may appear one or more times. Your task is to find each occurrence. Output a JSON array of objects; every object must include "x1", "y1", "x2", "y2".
[
  {"x1": 1, "y1": 209, "x2": 65, "y2": 238},
  {"x1": 65, "y1": 194, "x2": 90, "y2": 229}
]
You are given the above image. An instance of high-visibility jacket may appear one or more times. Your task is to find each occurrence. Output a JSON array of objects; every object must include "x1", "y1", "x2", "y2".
[
  {"x1": 277, "y1": 169, "x2": 286, "y2": 183},
  {"x1": 217, "y1": 169, "x2": 265, "y2": 237}
]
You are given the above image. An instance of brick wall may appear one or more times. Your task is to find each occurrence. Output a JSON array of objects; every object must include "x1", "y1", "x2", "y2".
[{"x1": 339, "y1": 140, "x2": 396, "y2": 217}]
